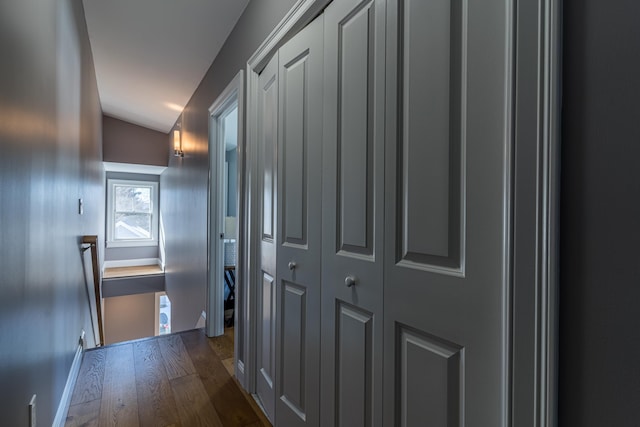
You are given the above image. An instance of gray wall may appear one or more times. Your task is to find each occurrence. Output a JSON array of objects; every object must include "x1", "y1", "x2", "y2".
[
  {"x1": 161, "y1": 0, "x2": 298, "y2": 331},
  {"x1": 0, "y1": 0, "x2": 104, "y2": 425},
  {"x1": 104, "y1": 293, "x2": 157, "y2": 345},
  {"x1": 103, "y1": 114, "x2": 169, "y2": 166},
  {"x1": 560, "y1": 0, "x2": 640, "y2": 424}
]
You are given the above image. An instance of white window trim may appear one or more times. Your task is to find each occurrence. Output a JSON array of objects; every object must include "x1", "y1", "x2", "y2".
[{"x1": 106, "y1": 179, "x2": 159, "y2": 248}]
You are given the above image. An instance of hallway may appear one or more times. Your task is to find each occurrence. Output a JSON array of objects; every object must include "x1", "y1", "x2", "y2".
[{"x1": 65, "y1": 329, "x2": 270, "y2": 427}]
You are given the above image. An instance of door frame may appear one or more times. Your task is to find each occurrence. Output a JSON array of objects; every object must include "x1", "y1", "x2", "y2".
[
  {"x1": 207, "y1": 69, "x2": 247, "y2": 386},
  {"x1": 511, "y1": 0, "x2": 561, "y2": 424},
  {"x1": 243, "y1": 0, "x2": 561, "y2": 424}
]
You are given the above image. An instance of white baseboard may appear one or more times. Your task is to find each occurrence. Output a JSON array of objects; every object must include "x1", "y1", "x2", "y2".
[
  {"x1": 195, "y1": 310, "x2": 207, "y2": 329},
  {"x1": 52, "y1": 338, "x2": 83, "y2": 427},
  {"x1": 103, "y1": 258, "x2": 162, "y2": 270}
]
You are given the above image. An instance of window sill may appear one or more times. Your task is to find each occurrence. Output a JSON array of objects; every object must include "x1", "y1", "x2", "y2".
[{"x1": 106, "y1": 240, "x2": 159, "y2": 248}]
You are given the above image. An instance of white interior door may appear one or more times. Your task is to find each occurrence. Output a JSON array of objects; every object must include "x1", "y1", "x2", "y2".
[
  {"x1": 208, "y1": 71, "x2": 246, "y2": 388},
  {"x1": 275, "y1": 15, "x2": 324, "y2": 427},
  {"x1": 208, "y1": 102, "x2": 231, "y2": 339},
  {"x1": 383, "y1": 0, "x2": 512, "y2": 425},
  {"x1": 320, "y1": 0, "x2": 386, "y2": 425},
  {"x1": 256, "y1": 51, "x2": 279, "y2": 423}
]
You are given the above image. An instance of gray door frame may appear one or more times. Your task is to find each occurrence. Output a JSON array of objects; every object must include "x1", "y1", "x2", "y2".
[
  {"x1": 511, "y1": 0, "x2": 561, "y2": 424},
  {"x1": 243, "y1": 0, "x2": 561, "y2": 424}
]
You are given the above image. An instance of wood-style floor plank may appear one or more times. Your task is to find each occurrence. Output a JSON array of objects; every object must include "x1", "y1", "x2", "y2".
[
  {"x1": 158, "y1": 334, "x2": 196, "y2": 380},
  {"x1": 224, "y1": 327, "x2": 235, "y2": 340},
  {"x1": 170, "y1": 374, "x2": 223, "y2": 427},
  {"x1": 99, "y1": 344, "x2": 139, "y2": 427},
  {"x1": 70, "y1": 349, "x2": 106, "y2": 405},
  {"x1": 237, "y1": 381, "x2": 273, "y2": 427},
  {"x1": 207, "y1": 332, "x2": 234, "y2": 361},
  {"x1": 221, "y1": 357, "x2": 235, "y2": 376},
  {"x1": 66, "y1": 398, "x2": 100, "y2": 427},
  {"x1": 133, "y1": 339, "x2": 182, "y2": 427},
  {"x1": 181, "y1": 330, "x2": 261, "y2": 427},
  {"x1": 65, "y1": 329, "x2": 269, "y2": 427}
]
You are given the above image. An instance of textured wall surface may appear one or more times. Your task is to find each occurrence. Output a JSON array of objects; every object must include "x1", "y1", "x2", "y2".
[
  {"x1": 560, "y1": 0, "x2": 640, "y2": 424},
  {"x1": 0, "y1": 0, "x2": 104, "y2": 424},
  {"x1": 103, "y1": 115, "x2": 169, "y2": 166},
  {"x1": 161, "y1": 0, "x2": 298, "y2": 332}
]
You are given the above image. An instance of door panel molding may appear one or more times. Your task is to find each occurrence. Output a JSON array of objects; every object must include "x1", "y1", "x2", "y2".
[
  {"x1": 395, "y1": 0, "x2": 466, "y2": 275},
  {"x1": 280, "y1": 281, "x2": 308, "y2": 419},
  {"x1": 397, "y1": 324, "x2": 464, "y2": 427},
  {"x1": 259, "y1": 271, "x2": 276, "y2": 388},
  {"x1": 321, "y1": 0, "x2": 386, "y2": 426},
  {"x1": 335, "y1": 302, "x2": 374, "y2": 427},
  {"x1": 276, "y1": 14, "x2": 323, "y2": 427},
  {"x1": 246, "y1": 1, "x2": 332, "y2": 406},
  {"x1": 384, "y1": 0, "x2": 512, "y2": 424},
  {"x1": 255, "y1": 52, "x2": 279, "y2": 422},
  {"x1": 336, "y1": 2, "x2": 375, "y2": 258},
  {"x1": 281, "y1": 52, "x2": 310, "y2": 247},
  {"x1": 261, "y1": 74, "x2": 277, "y2": 243}
]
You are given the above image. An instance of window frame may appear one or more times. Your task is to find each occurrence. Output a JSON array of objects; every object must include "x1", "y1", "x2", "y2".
[{"x1": 106, "y1": 178, "x2": 159, "y2": 248}]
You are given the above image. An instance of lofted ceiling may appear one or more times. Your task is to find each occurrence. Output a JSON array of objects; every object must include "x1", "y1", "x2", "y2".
[{"x1": 83, "y1": 0, "x2": 250, "y2": 133}]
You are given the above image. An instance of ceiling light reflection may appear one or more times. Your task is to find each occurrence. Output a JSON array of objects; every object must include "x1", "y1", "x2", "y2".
[{"x1": 164, "y1": 102, "x2": 184, "y2": 112}]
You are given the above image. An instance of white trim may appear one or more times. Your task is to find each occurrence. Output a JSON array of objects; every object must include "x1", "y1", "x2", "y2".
[
  {"x1": 207, "y1": 71, "x2": 244, "y2": 341},
  {"x1": 195, "y1": 310, "x2": 207, "y2": 329},
  {"x1": 154, "y1": 292, "x2": 161, "y2": 336},
  {"x1": 246, "y1": 0, "x2": 329, "y2": 73},
  {"x1": 106, "y1": 240, "x2": 159, "y2": 248},
  {"x1": 511, "y1": 0, "x2": 561, "y2": 424},
  {"x1": 52, "y1": 338, "x2": 83, "y2": 427},
  {"x1": 106, "y1": 179, "x2": 159, "y2": 248},
  {"x1": 208, "y1": 71, "x2": 244, "y2": 115},
  {"x1": 103, "y1": 161, "x2": 167, "y2": 175},
  {"x1": 102, "y1": 257, "x2": 162, "y2": 270}
]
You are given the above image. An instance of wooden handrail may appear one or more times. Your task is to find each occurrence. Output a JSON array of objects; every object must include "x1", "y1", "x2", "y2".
[{"x1": 82, "y1": 235, "x2": 104, "y2": 346}]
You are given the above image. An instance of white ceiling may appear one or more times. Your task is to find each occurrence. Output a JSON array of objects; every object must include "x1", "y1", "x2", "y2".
[{"x1": 83, "y1": 0, "x2": 250, "y2": 133}]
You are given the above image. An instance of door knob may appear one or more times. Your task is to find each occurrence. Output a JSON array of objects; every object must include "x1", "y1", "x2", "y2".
[
  {"x1": 288, "y1": 261, "x2": 297, "y2": 270},
  {"x1": 345, "y1": 275, "x2": 357, "y2": 287}
]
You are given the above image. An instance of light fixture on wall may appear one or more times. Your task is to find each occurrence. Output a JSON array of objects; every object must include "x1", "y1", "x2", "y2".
[{"x1": 173, "y1": 128, "x2": 184, "y2": 157}]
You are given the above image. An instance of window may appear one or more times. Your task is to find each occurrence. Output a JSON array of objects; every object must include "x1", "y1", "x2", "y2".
[{"x1": 106, "y1": 179, "x2": 159, "y2": 247}]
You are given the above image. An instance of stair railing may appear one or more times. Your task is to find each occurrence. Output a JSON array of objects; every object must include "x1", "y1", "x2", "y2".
[{"x1": 82, "y1": 235, "x2": 104, "y2": 346}]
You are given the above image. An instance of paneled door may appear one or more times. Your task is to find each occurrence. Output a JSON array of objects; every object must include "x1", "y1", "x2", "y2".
[
  {"x1": 256, "y1": 51, "x2": 279, "y2": 423},
  {"x1": 321, "y1": 0, "x2": 386, "y2": 426},
  {"x1": 275, "y1": 14, "x2": 324, "y2": 427},
  {"x1": 383, "y1": 0, "x2": 513, "y2": 425}
]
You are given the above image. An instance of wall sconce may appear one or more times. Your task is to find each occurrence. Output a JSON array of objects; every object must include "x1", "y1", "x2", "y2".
[{"x1": 173, "y1": 128, "x2": 184, "y2": 157}]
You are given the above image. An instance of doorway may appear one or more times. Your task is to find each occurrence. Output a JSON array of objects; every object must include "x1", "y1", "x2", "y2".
[{"x1": 207, "y1": 70, "x2": 247, "y2": 387}]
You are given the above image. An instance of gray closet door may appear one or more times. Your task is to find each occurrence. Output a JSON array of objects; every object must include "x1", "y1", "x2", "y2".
[
  {"x1": 321, "y1": 0, "x2": 385, "y2": 426},
  {"x1": 383, "y1": 0, "x2": 513, "y2": 425},
  {"x1": 256, "y1": 51, "x2": 279, "y2": 423},
  {"x1": 275, "y1": 14, "x2": 324, "y2": 427}
]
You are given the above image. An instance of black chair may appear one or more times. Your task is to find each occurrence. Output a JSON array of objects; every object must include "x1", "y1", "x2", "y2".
[{"x1": 224, "y1": 267, "x2": 235, "y2": 327}]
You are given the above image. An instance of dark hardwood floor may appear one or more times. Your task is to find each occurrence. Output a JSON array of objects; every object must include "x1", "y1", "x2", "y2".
[{"x1": 65, "y1": 328, "x2": 271, "y2": 427}]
